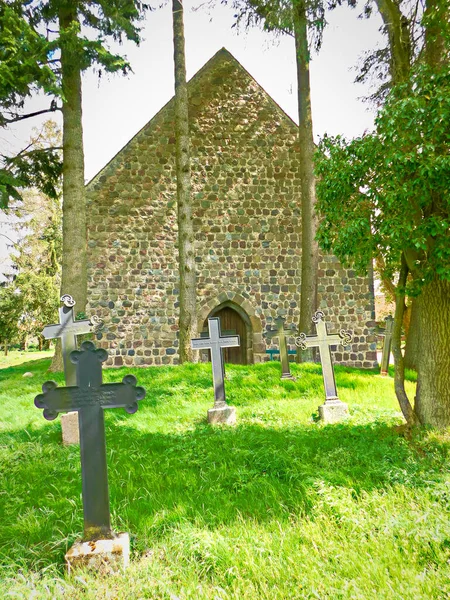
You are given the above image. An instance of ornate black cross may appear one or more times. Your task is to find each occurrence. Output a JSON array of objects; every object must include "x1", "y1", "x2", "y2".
[
  {"x1": 191, "y1": 317, "x2": 240, "y2": 406},
  {"x1": 35, "y1": 341, "x2": 145, "y2": 540},
  {"x1": 379, "y1": 315, "x2": 394, "y2": 376},
  {"x1": 42, "y1": 294, "x2": 102, "y2": 386},
  {"x1": 265, "y1": 316, "x2": 297, "y2": 380},
  {"x1": 295, "y1": 311, "x2": 352, "y2": 403}
]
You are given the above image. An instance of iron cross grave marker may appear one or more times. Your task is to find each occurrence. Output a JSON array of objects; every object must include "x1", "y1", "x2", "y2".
[
  {"x1": 34, "y1": 341, "x2": 146, "y2": 541},
  {"x1": 191, "y1": 317, "x2": 240, "y2": 407},
  {"x1": 42, "y1": 294, "x2": 102, "y2": 386},
  {"x1": 265, "y1": 316, "x2": 297, "y2": 380},
  {"x1": 295, "y1": 310, "x2": 352, "y2": 404},
  {"x1": 379, "y1": 315, "x2": 394, "y2": 376}
]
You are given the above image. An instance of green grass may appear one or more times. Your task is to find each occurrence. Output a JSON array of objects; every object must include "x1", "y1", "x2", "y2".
[
  {"x1": 0, "y1": 349, "x2": 53, "y2": 369},
  {"x1": 0, "y1": 356, "x2": 449, "y2": 599}
]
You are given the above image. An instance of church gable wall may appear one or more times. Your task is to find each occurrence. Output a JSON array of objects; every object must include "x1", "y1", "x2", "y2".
[{"x1": 86, "y1": 50, "x2": 377, "y2": 368}]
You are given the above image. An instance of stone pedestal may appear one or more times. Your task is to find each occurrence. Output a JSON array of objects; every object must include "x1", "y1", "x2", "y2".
[
  {"x1": 65, "y1": 532, "x2": 130, "y2": 575},
  {"x1": 207, "y1": 404, "x2": 236, "y2": 425},
  {"x1": 318, "y1": 399, "x2": 349, "y2": 424},
  {"x1": 281, "y1": 373, "x2": 296, "y2": 381},
  {"x1": 61, "y1": 412, "x2": 80, "y2": 445}
]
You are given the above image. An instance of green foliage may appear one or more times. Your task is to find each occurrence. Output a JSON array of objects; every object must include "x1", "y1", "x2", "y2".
[
  {"x1": 316, "y1": 59, "x2": 450, "y2": 293},
  {"x1": 0, "y1": 285, "x2": 21, "y2": 349},
  {"x1": 1, "y1": 179, "x2": 62, "y2": 349},
  {"x1": 0, "y1": 0, "x2": 150, "y2": 208},
  {"x1": 0, "y1": 359, "x2": 449, "y2": 598},
  {"x1": 1, "y1": 147, "x2": 62, "y2": 209},
  {"x1": 229, "y1": 0, "x2": 337, "y2": 52},
  {"x1": 0, "y1": 2, "x2": 59, "y2": 114}
]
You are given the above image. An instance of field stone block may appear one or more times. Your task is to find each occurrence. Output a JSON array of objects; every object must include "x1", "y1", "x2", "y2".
[
  {"x1": 207, "y1": 405, "x2": 236, "y2": 425},
  {"x1": 65, "y1": 532, "x2": 130, "y2": 575},
  {"x1": 318, "y1": 400, "x2": 349, "y2": 424},
  {"x1": 61, "y1": 412, "x2": 80, "y2": 445}
]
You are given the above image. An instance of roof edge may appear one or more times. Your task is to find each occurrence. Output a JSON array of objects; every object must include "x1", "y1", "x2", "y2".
[{"x1": 86, "y1": 47, "x2": 297, "y2": 188}]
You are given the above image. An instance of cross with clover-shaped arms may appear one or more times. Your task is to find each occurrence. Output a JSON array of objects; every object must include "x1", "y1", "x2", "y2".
[
  {"x1": 295, "y1": 310, "x2": 352, "y2": 404},
  {"x1": 379, "y1": 315, "x2": 394, "y2": 376},
  {"x1": 42, "y1": 294, "x2": 102, "y2": 386},
  {"x1": 35, "y1": 341, "x2": 146, "y2": 540},
  {"x1": 265, "y1": 316, "x2": 297, "y2": 380}
]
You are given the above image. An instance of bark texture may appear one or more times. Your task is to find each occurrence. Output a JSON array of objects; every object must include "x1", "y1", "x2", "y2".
[
  {"x1": 404, "y1": 297, "x2": 420, "y2": 370},
  {"x1": 50, "y1": 8, "x2": 87, "y2": 373},
  {"x1": 424, "y1": 0, "x2": 447, "y2": 68},
  {"x1": 172, "y1": 0, "x2": 197, "y2": 363},
  {"x1": 293, "y1": 1, "x2": 319, "y2": 362},
  {"x1": 412, "y1": 0, "x2": 450, "y2": 426},
  {"x1": 415, "y1": 278, "x2": 450, "y2": 427},
  {"x1": 375, "y1": 0, "x2": 411, "y2": 84}
]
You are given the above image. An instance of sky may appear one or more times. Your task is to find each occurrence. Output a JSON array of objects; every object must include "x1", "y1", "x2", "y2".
[{"x1": 0, "y1": 1, "x2": 384, "y2": 272}]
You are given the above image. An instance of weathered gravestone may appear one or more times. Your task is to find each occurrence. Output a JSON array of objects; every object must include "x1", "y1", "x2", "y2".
[
  {"x1": 295, "y1": 310, "x2": 352, "y2": 424},
  {"x1": 379, "y1": 315, "x2": 394, "y2": 376},
  {"x1": 191, "y1": 317, "x2": 240, "y2": 424},
  {"x1": 35, "y1": 340, "x2": 145, "y2": 573},
  {"x1": 265, "y1": 316, "x2": 297, "y2": 380},
  {"x1": 42, "y1": 294, "x2": 102, "y2": 445}
]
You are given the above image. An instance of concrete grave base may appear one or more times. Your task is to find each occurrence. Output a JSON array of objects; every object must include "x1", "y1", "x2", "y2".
[
  {"x1": 318, "y1": 399, "x2": 349, "y2": 424},
  {"x1": 281, "y1": 373, "x2": 297, "y2": 381},
  {"x1": 65, "y1": 532, "x2": 130, "y2": 575},
  {"x1": 207, "y1": 404, "x2": 236, "y2": 425},
  {"x1": 61, "y1": 411, "x2": 80, "y2": 445}
]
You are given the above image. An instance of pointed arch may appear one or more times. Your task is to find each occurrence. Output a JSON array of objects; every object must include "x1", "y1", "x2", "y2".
[{"x1": 197, "y1": 291, "x2": 264, "y2": 364}]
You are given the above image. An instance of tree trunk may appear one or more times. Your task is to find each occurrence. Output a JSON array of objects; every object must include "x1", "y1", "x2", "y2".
[
  {"x1": 392, "y1": 255, "x2": 420, "y2": 426},
  {"x1": 415, "y1": 278, "x2": 450, "y2": 427},
  {"x1": 375, "y1": 0, "x2": 411, "y2": 84},
  {"x1": 293, "y1": 1, "x2": 319, "y2": 362},
  {"x1": 50, "y1": 8, "x2": 87, "y2": 373},
  {"x1": 412, "y1": 0, "x2": 450, "y2": 427},
  {"x1": 172, "y1": 0, "x2": 197, "y2": 363},
  {"x1": 404, "y1": 297, "x2": 420, "y2": 371},
  {"x1": 4, "y1": 342, "x2": 8, "y2": 356},
  {"x1": 424, "y1": 0, "x2": 447, "y2": 68},
  {"x1": 38, "y1": 336, "x2": 43, "y2": 351}
]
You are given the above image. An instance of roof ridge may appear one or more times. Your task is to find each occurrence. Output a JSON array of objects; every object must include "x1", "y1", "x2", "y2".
[{"x1": 86, "y1": 48, "x2": 297, "y2": 188}]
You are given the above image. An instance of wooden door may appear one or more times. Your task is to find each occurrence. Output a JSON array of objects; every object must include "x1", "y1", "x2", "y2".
[{"x1": 205, "y1": 307, "x2": 248, "y2": 364}]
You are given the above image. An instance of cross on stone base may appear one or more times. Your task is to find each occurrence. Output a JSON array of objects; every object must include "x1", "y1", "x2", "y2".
[
  {"x1": 191, "y1": 317, "x2": 240, "y2": 424},
  {"x1": 296, "y1": 311, "x2": 352, "y2": 423},
  {"x1": 379, "y1": 315, "x2": 394, "y2": 376},
  {"x1": 35, "y1": 341, "x2": 145, "y2": 541},
  {"x1": 42, "y1": 294, "x2": 103, "y2": 445},
  {"x1": 265, "y1": 316, "x2": 297, "y2": 380}
]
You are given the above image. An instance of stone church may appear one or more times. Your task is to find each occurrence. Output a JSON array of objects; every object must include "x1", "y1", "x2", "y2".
[{"x1": 86, "y1": 48, "x2": 377, "y2": 368}]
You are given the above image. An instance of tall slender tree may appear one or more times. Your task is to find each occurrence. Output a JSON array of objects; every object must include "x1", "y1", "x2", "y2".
[
  {"x1": 226, "y1": 0, "x2": 332, "y2": 360},
  {"x1": 57, "y1": 7, "x2": 87, "y2": 319},
  {"x1": 293, "y1": 0, "x2": 319, "y2": 361},
  {"x1": 172, "y1": 0, "x2": 197, "y2": 362}
]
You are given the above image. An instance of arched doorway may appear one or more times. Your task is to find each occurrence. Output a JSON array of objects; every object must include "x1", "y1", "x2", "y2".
[{"x1": 203, "y1": 302, "x2": 251, "y2": 364}]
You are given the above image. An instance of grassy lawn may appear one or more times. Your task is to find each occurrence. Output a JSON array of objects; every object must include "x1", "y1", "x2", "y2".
[
  {"x1": 0, "y1": 355, "x2": 449, "y2": 599},
  {"x1": 0, "y1": 349, "x2": 53, "y2": 369}
]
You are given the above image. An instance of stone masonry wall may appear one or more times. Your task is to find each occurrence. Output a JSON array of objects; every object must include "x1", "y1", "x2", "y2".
[{"x1": 86, "y1": 49, "x2": 377, "y2": 369}]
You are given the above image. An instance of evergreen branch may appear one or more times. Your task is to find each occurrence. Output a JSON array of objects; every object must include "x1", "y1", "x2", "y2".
[{"x1": 1, "y1": 104, "x2": 60, "y2": 126}]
